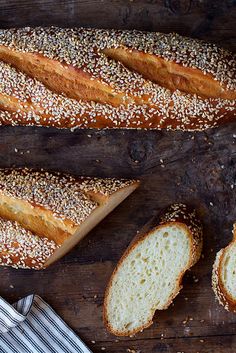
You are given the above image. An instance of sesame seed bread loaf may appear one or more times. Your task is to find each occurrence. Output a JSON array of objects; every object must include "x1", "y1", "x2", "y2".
[
  {"x1": 103, "y1": 204, "x2": 203, "y2": 336},
  {"x1": 0, "y1": 27, "x2": 235, "y2": 130},
  {"x1": 212, "y1": 224, "x2": 236, "y2": 312},
  {"x1": 0, "y1": 168, "x2": 139, "y2": 270}
]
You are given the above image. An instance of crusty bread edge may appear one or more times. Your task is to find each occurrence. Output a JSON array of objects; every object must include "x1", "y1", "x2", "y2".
[
  {"x1": 212, "y1": 240, "x2": 236, "y2": 312},
  {"x1": 44, "y1": 180, "x2": 140, "y2": 268},
  {"x1": 103, "y1": 220, "x2": 203, "y2": 336}
]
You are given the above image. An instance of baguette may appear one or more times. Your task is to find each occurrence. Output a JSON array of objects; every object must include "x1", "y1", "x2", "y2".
[
  {"x1": 0, "y1": 27, "x2": 235, "y2": 130},
  {"x1": 0, "y1": 168, "x2": 139, "y2": 270},
  {"x1": 212, "y1": 224, "x2": 236, "y2": 312},
  {"x1": 103, "y1": 204, "x2": 203, "y2": 336}
]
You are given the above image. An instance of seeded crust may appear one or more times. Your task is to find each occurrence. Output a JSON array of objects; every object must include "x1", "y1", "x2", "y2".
[
  {"x1": 212, "y1": 225, "x2": 236, "y2": 312},
  {"x1": 0, "y1": 27, "x2": 235, "y2": 130},
  {"x1": 0, "y1": 218, "x2": 58, "y2": 270},
  {"x1": 103, "y1": 203, "x2": 203, "y2": 336},
  {"x1": 0, "y1": 168, "x2": 135, "y2": 225},
  {"x1": 0, "y1": 168, "x2": 139, "y2": 269}
]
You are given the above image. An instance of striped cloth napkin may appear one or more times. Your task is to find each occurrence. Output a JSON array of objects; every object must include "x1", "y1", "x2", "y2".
[{"x1": 0, "y1": 294, "x2": 92, "y2": 353}]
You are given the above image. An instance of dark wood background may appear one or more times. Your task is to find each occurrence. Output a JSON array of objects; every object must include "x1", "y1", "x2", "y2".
[{"x1": 0, "y1": 1, "x2": 236, "y2": 352}]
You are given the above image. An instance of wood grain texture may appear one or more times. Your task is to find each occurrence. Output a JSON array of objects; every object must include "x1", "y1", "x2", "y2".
[
  {"x1": 0, "y1": 0, "x2": 236, "y2": 50},
  {"x1": 0, "y1": 1, "x2": 236, "y2": 352}
]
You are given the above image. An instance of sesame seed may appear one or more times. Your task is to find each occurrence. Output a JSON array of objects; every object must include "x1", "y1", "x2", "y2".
[
  {"x1": 0, "y1": 217, "x2": 58, "y2": 270},
  {"x1": 0, "y1": 168, "x2": 136, "y2": 269},
  {"x1": 0, "y1": 27, "x2": 234, "y2": 131},
  {"x1": 0, "y1": 169, "x2": 135, "y2": 226}
]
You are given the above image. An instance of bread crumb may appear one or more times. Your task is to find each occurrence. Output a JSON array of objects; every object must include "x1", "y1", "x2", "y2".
[
  {"x1": 209, "y1": 202, "x2": 214, "y2": 206},
  {"x1": 91, "y1": 341, "x2": 96, "y2": 344},
  {"x1": 200, "y1": 339, "x2": 204, "y2": 343},
  {"x1": 14, "y1": 148, "x2": 18, "y2": 153},
  {"x1": 160, "y1": 159, "x2": 165, "y2": 168},
  {"x1": 70, "y1": 126, "x2": 78, "y2": 132},
  {"x1": 101, "y1": 348, "x2": 106, "y2": 351}
]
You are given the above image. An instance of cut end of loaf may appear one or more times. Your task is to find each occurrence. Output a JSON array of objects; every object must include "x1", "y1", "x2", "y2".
[
  {"x1": 212, "y1": 242, "x2": 236, "y2": 312},
  {"x1": 45, "y1": 180, "x2": 139, "y2": 267},
  {"x1": 104, "y1": 219, "x2": 201, "y2": 336},
  {"x1": 0, "y1": 168, "x2": 139, "y2": 269}
]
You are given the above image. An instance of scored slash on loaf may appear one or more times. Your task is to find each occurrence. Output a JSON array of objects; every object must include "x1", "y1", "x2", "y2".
[
  {"x1": 103, "y1": 204, "x2": 203, "y2": 336},
  {"x1": 212, "y1": 224, "x2": 236, "y2": 312},
  {"x1": 0, "y1": 168, "x2": 139, "y2": 270},
  {"x1": 0, "y1": 27, "x2": 235, "y2": 130}
]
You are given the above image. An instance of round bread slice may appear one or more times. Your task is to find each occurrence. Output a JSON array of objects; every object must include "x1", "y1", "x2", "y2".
[
  {"x1": 212, "y1": 225, "x2": 236, "y2": 312},
  {"x1": 103, "y1": 204, "x2": 203, "y2": 336}
]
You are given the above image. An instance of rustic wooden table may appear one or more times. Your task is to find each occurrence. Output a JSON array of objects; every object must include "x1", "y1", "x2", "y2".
[{"x1": 0, "y1": 1, "x2": 236, "y2": 352}]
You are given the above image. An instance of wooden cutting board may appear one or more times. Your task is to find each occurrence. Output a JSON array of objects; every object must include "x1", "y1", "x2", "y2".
[{"x1": 0, "y1": 1, "x2": 236, "y2": 352}]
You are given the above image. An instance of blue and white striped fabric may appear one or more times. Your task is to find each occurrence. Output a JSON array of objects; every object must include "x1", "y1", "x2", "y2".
[{"x1": 0, "y1": 295, "x2": 92, "y2": 353}]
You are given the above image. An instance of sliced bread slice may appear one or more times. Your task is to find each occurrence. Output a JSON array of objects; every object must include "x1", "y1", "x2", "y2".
[
  {"x1": 103, "y1": 203, "x2": 203, "y2": 336},
  {"x1": 212, "y1": 224, "x2": 236, "y2": 312}
]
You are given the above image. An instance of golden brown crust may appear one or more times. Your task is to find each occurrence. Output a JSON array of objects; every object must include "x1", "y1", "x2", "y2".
[
  {"x1": 0, "y1": 168, "x2": 98, "y2": 229},
  {"x1": 0, "y1": 168, "x2": 138, "y2": 269},
  {"x1": 0, "y1": 194, "x2": 72, "y2": 245},
  {"x1": 103, "y1": 47, "x2": 236, "y2": 100},
  {"x1": 212, "y1": 228, "x2": 236, "y2": 312},
  {"x1": 103, "y1": 203, "x2": 203, "y2": 336},
  {"x1": 0, "y1": 27, "x2": 235, "y2": 131},
  {"x1": 0, "y1": 217, "x2": 58, "y2": 270},
  {"x1": 0, "y1": 27, "x2": 234, "y2": 90}
]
